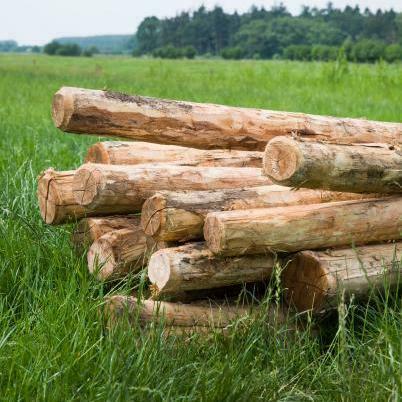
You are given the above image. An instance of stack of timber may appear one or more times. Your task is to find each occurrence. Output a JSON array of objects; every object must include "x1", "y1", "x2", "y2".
[{"x1": 37, "y1": 86, "x2": 402, "y2": 334}]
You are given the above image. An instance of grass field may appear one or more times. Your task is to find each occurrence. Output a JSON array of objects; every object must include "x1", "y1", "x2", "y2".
[{"x1": 0, "y1": 54, "x2": 401, "y2": 401}]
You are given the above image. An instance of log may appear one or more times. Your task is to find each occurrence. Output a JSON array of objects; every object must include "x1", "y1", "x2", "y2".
[
  {"x1": 282, "y1": 242, "x2": 402, "y2": 314},
  {"x1": 141, "y1": 186, "x2": 376, "y2": 242},
  {"x1": 204, "y1": 197, "x2": 401, "y2": 256},
  {"x1": 37, "y1": 168, "x2": 90, "y2": 224},
  {"x1": 85, "y1": 141, "x2": 263, "y2": 167},
  {"x1": 52, "y1": 87, "x2": 402, "y2": 151},
  {"x1": 72, "y1": 163, "x2": 271, "y2": 214},
  {"x1": 263, "y1": 137, "x2": 402, "y2": 193},
  {"x1": 147, "y1": 242, "x2": 275, "y2": 297},
  {"x1": 104, "y1": 295, "x2": 251, "y2": 328},
  {"x1": 72, "y1": 215, "x2": 141, "y2": 248}
]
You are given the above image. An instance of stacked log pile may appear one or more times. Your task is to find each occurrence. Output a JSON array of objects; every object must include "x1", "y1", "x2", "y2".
[{"x1": 38, "y1": 86, "x2": 402, "y2": 333}]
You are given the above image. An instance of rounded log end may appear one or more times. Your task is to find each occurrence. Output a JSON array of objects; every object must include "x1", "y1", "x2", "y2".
[
  {"x1": 87, "y1": 237, "x2": 117, "y2": 281},
  {"x1": 52, "y1": 87, "x2": 75, "y2": 130},
  {"x1": 37, "y1": 168, "x2": 61, "y2": 224},
  {"x1": 263, "y1": 137, "x2": 302, "y2": 182},
  {"x1": 85, "y1": 143, "x2": 111, "y2": 164},
  {"x1": 73, "y1": 165, "x2": 103, "y2": 206},
  {"x1": 282, "y1": 251, "x2": 330, "y2": 313},
  {"x1": 141, "y1": 194, "x2": 167, "y2": 237},
  {"x1": 204, "y1": 213, "x2": 225, "y2": 255},
  {"x1": 148, "y1": 250, "x2": 172, "y2": 292}
]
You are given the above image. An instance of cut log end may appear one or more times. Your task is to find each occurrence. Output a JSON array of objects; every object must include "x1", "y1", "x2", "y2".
[
  {"x1": 283, "y1": 251, "x2": 331, "y2": 312},
  {"x1": 141, "y1": 194, "x2": 166, "y2": 237},
  {"x1": 85, "y1": 143, "x2": 111, "y2": 164},
  {"x1": 37, "y1": 169, "x2": 60, "y2": 224},
  {"x1": 203, "y1": 214, "x2": 225, "y2": 254},
  {"x1": 87, "y1": 239, "x2": 117, "y2": 280},
  {"x1": 263, "y1": 137, "x2": 302, "y2": 181},
  {"x1": 73, "y1": 165, "x2": 102, "y2": 206},
  {"x1": 52, "y1": 87, "x2": 74, "y2": 129},
  {"x1": 147, "y1": 251, "x2": 171, "y2": 291}
]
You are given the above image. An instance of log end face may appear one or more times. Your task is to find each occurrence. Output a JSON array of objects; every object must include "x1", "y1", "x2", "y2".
[
  {"x1": 88, "y1": 238, "x2": 117, "y2": 281},
  {"x1": 263, "y1": 136, "x2": 302, "y2": 182},
  {"x1": 52, "y1": 87, "x2": 74, "y2": 130},
  {"x1": 204, "y1": 213, "x2": 225, "y2": 255},
  {"x1": 37, "y1": 168, "x2": 60, "y2": 224},
  {"x1": 283, "y1": 251, "x2": 329, "y2": 313},
  {"x1": 73, "y1": 165, "x2": 102, "y2": 206},
  {"x1": 148, "y1": 250, "x2": 172, "y2": 292},
  {"x1": 85, "y1": 143, "x2": 111, "y2": 164},
  {"x1": 141, "y1": 194, "x2": 166, "y2": 237}
]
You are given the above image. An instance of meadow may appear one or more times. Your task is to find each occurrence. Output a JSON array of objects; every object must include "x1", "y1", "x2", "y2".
[{"x1": 0, "y1": 53, "x2": 401, "y2": 401}]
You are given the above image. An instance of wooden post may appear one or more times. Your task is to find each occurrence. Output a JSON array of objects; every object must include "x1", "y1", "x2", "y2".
[
  {"x1": 204, "y1": 197, "x2": 401, "y2": 256},
  {"x1": 141, "y1": 186, "x2": 376, "y2": 242},
  {"x1": 148, "y1": 242, "x2": 275, "y2": 297},
  {"x1": 104, "y1": 295, "x2": 252, "y2": 328},
  {"x1": 52, "y1": 87, "x2": 402, "y2": 151},
  {"x1": 263, "y1": 137, "x2": 402, "y2": 193},
  {"x1": 86, "y1": 141, "x2": 263, "y2": 167},
  {"x1": 37, "y1": 168, "x2": 89, "y2": 224},
  {"x1": 72, "y1": 163, "x2": 271, "y2": 214},
  {"x1": 282, "y1": 242, "x2": 402, "y2": 314},
  {"x1": 72, "y1": 215, "x2": 141, "y2": 248}
]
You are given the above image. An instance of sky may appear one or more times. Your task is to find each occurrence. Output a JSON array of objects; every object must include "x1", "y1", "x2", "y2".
[{"x1": 2, "y1": 0, "x2": 401, "y2": 46}]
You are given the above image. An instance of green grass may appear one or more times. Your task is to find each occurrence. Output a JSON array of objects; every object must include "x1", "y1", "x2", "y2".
[{"x1": 0, "y1": 54, "x2": 401, "y2": 401}]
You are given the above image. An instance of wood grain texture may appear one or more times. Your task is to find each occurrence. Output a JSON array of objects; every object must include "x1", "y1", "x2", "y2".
[
  {"x1": 72, "y1": 163, "x2": 271, "y2": 214},
  {"x1": 282, "y1": 242, "x2": 402, "y2": 314},
  {"x1": 263, "y1": 137, "x2": 402, "y2": 193},
  {"x1": 148, "y1": 242, "x2": 275, "y2": 296},
  {"x1": 204, "y1": 197, "x2": 402, "y2": 256},
  {"x1": 85, "y1": 141, "x2": 263, "y2": 167},
  {"x1": 141, "y1": 186, "x2": 377, "y2": 242},
  {"x1": 53, "y1": 87, "x2": 402, "y2": 151}
]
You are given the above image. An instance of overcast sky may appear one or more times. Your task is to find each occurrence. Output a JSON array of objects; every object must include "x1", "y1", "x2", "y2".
[{"x1": 2, "y1": 0, "x2": 401, "y2": 45}]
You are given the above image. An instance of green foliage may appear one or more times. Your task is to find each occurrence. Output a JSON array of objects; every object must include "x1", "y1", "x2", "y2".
[
  {"x1": 43, "y1": 40, "x2": 62, "y2": 55},
  {"x1": 0, "y1": 40, "x2": 18, "y2": 52},
  {"x1": 135, "y1": 5, "x2": 402, "y2": 63},
  {"x1": 0, "y1": 54, "x2": 401, "y2": 399},
  {"x1": 152, "y1": 45, "x2": 197, "y2": 59},
  {"x1": 385, "y1": 44, "x2": 402, "y2": 63},
  {"x1": 55, "y1": 43, "x2": 82, "y2": 57}
]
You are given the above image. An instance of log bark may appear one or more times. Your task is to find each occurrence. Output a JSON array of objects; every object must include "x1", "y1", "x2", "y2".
[
  {"x1": 141, "y1": 186, "x2": 377, "y2": 242},
  {"x1": 37, "y1": 168, "x2": 91, "y2": 224},
  {"x1": 87, "y1": 229, "x2": 172, "y2": 281},
  {"x1": 147, "y1": 242, "x2": 275, "y2": 297},
  {"x1": 104, "y1": 295, "x2": 252, "y2": 328},
  {"x1": 85, "y1": 141, "x2": 263, "y2": 167},
  {"x1": 263, "y1": 137, "x2": 402, "y2": 193},
  {"x1": 72, "y1": 163, "x2": 271, "y2": 214},
  {"x1": 204, "y1": 197, "x2": 401, "y2": 256},
  {"x1": 282, "y1": 242, "x2": 402, "y2": 314},
  {"x1": 72, "y1": 215, "x2": 141, "y2": 248},
  {"x1": 52, "y1": 87, "x2": 402, "y2": 151}
]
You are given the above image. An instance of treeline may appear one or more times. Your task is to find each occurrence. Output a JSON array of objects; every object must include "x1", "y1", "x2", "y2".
[
  {"x1": 43, "y1": 41, "x2": 99, "y2": 57},
  {"x1": 135, "y1": 4, "x2": 402, "y2": 62}
]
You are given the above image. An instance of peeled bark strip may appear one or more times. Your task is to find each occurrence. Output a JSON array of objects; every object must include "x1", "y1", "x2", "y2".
[
  {"x1": 72, "y1": 163, "x2": 271, "y2": 214},
  {"x1": 148, "y1": 242, "x2": 275, "y2": 297},
  {"x1": 37, "y1": 168, "x2": 90, "y2": 224},
  {"x1": 204, "y1": 197, "x2": 401, "y2": 256},
  {"x1": 86, "y1": 141, "x2": 263, "y2": 167},
  {"x1": 104, "y1": 295, "x2": 251, "y2": 328},
  {"x1": 263, "y1": 137, "x2": 402, "y2": 193},
  {"x1": 282, "y1": 242, "x2": 402, "y2": 314},
  {"x1": 141, "y1": 186, "x2": 376, "y2": 242},
  {"x1": 52, "y1": 87, "x2": 402, "y2": 151},
  {"x1": 72, "y1": 215, "x2": 141, "y2": 247}
]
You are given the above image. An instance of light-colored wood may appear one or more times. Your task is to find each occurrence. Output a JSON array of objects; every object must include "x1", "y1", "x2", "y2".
[
  {"x1": 52, "y1": 87, "x2": 402, "y2": 151},
  {"x1": 263, "y1": 137, "x2": 402, "y2": 193},
  {"x1": 72, "y1": 163, "x2": 271, "y2": 214},
  {"x1": 282, "y1": 242, "x2": 402, "y2": 314},
  {"x1": 37, "y1": 168, "x2": 90, "y2": 224},
  {"x1": 86, "y1": 141, "x2": 263, "y2": 167},
  {"x1": 141, "y1": 186, "x2": 376, "y2": 242},
  {"x1": 204, "y1": 197, "x2": 401, "y2": 256},
  {"x1": 72, "y1": 215, "x2": 141, "y2": 248},
  {"x1": 87, "y1": 228, "x2": 172, "y2": 280},
  {"x1": 104, "y1": 295, "x2": 252, "y2": 328},
  {"x1": 148, "y1": 242, "x2": 275, "y2": 297}
]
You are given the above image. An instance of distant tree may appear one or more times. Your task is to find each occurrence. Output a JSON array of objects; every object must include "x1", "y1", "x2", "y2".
[
  {"x1": 283, "y1": 45, "x2": 312, "y2": 60},
  {"x1": 137, "y1": 17, "x2": 161, "y2": 53},
  {"x1": 183, "y1": 46, "x2": 196, "y2": 59},
  {"x1": 31, "y1": 46, "x2": 41, "y2": 53},
  {"x1": 351, "y1": 39, "x2": 385, "y2": 62},
  {"x1": 82, "y1": 46, "x2": 99, "y2": 57},
  {"x1": 0, "y1": 40, "x2": 18, "y2": 52},
  {"x1": 55, "y1": 43, "x2": 82, "y2": 56},
  {"x1": 221, "y1": 46, "x2": 244, "y2": 59},
  {"x1": 384, "y1": 43, "x2": 402, "y2": 62}
]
